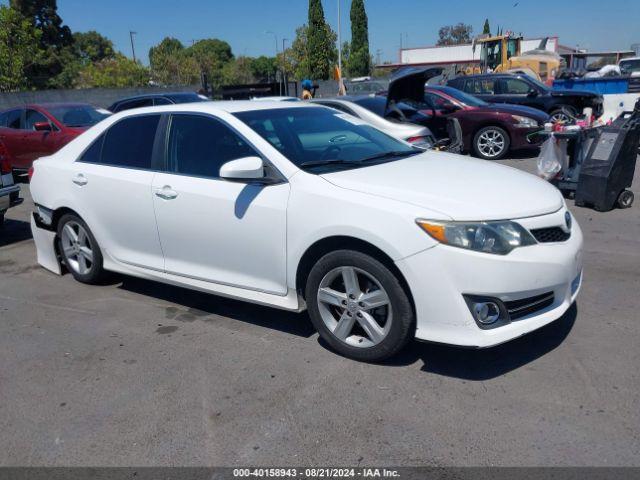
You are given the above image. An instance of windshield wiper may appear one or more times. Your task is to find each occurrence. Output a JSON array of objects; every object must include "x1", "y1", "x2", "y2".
[
  {"x1": 358, "y1": 150, "x2": 421, "y2": 163},
  {"x1": 299, "y1": 159, "x2": 364, "y2": 168}
]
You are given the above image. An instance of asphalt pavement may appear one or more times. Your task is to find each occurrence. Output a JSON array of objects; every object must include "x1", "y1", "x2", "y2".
[{"x1": 0, "y1": 155, "x2": 639, "y2": 466}]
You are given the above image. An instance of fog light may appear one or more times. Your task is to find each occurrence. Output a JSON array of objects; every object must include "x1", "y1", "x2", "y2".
[{"x1": 472, "y1": 302, "x2": 501, "y2": 325}]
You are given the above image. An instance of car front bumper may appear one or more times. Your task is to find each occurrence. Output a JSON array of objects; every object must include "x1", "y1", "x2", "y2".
[
  {"x1": 0, "y1": 184, "x2": 21, "y2": 212},
  {"x1": 395, "y1": 207, "x2": 583, "y2": 348}
]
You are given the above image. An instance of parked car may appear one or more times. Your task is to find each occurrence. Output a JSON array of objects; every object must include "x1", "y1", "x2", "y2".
[
  {"x1": 30, "y1": 102, "x2": 583, "y2": 362},
  {"x1": 619, "y1": 57, "x2": 640, "y2": 77},
  {"x1": 0, "y1": 103, "x2": 110, "y2": 174},
  {"x1": 423, "y1": 85, "x2": 548, "y2": 160},
  {"x1": 344, "y1": 79, "x2": 387, "y2": 96},
  {"x1": 0, "y1": 156, "x2": 22, "y2": 226},
  {"x1": 107, "y1": 92, "x2": 210, "y2": 113},
  {"x1": 310, "y1": 97, "x2": 436, "y2": 148},
  {"x1": 251, "y1": 96, "x2": 301, "y2": 102},
  {"x1": 447, "y1": 73, "x2": 604, "y2": 124}
]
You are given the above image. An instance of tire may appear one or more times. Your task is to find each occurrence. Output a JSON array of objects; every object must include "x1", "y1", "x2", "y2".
[
  {"x1": 473, "y1": 126, "x2": 510, "y2": 160},
  {"x1": 305, "y1": 250, "x2": 415, "y2": 362},
  {"x1": 57, "y1": 213, "x2": 106, "y2": 284},
  {"x1": 617, "y1": 190, "x2": 634, "y2": 209},
  {"x1": 549, "y1": 106, "x2": 577, "y2": 124}
]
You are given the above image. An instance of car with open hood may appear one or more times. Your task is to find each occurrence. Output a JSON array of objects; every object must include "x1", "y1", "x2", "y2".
[{"x1": 29, "y1": 101, "x2": 583, "y2": 361}]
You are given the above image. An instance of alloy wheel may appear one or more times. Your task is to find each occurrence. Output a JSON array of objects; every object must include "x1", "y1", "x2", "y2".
[
  {"x1": 60, "y1": 221, "x2": 94, "y2": 275},
  {"x1": 316, "y1": 266, "x2": 393, "y2": 348},
  {"x1": 550, "y1": 111, "x2": 573, "y2": 124},
  {"x1": 477, "y1": 129, "x2": 506, "y2": 158}
]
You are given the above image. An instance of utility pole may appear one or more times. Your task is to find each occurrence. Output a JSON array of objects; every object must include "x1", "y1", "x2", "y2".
[
  {"x1": 337, "y1": 0, "x2": 344, "y2": 94},
  {"x1": 282, "y1": 38, "x2": 288, "y2": 95},
  {"x1": 129, "y1": 31, "x2": 137, "y2": 62}
]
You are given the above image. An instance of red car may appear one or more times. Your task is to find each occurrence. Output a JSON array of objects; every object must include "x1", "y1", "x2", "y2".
[
  {"x1": 0, "y1": 103, "x2": 110, "y2": 175},
  {"x1": 423, "y1": 86, "x2": 549, "y2": 160}
]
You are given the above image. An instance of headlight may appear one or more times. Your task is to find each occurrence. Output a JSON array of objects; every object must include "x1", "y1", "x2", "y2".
[
  {"x1": 511, "y1": 115, "x2": 538, "y2": 128},
  {"x1": 416, "y1": 219, "x2": 537, "y2": 255}
]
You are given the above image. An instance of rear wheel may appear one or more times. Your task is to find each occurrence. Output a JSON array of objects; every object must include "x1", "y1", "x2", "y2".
[
  {"x1": 550, "y1": 106, "x2": 577, "y2": 124},
  {"x1": 305, "y1": 250, "x2": 414, "y2": 362},
  {"x1": 617, "y1": 190, "x2": 634, "y2": 209},
  {"x1": 57, "y1": 213, "x2": 106, "y2": 284},
  {"x1": 473, "y1": 126, "x2": 510, "y2": 160}
]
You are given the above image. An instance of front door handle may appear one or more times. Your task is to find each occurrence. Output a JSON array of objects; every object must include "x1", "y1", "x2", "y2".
[
  {"x1": 72, "y1": 174, "x2": 88, "y2": 186},
  {"x1": 155, "y1": 186, "x2": 178, "y2": 200}
]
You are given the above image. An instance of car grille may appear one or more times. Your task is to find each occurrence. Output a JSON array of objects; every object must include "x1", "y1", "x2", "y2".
[
  {"x1": 505, "y1": 292, "x2": 555, "y2": 320},
  {"x1": 530, "y1": 227, "x2": 571, "y2": 243}
]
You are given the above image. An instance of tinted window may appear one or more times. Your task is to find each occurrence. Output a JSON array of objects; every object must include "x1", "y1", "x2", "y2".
[
  {"x1": 432, "y1": 86, "x2": 487, "y2": 107},
  {"x1": 352, "y1": 97, "x2": 387, "y2": 116},
  {"x1": 317, "y1": 102, "x2": 356, "y2": 115},
  {"x1": 79, "y1": 134, "x2": 105, "y2": 163},
  {"x1": 465, "y1": 78, "x2": 496, "y2": 94},
  {"x1": 153, "y1": 97, "x2": 172, "y2": 106},
  {"x1": 48, "y1": 105, "x2": 110, "y2": 127},
  {"x1": 168, "y1": 114, "x2": 257, "y2": 178},
  {"x1": 234, "y1": 107, "x2": 417, "y2": 173},
  {"x1": 25, "y1": 109, "x2": 49, "y2": 130},
  {"x1": 424, "y1": 92, "x2": 454, "y2": 110},
  {"x1": 99, "y1": 115, "x2": 160, "y2": 169},
  {"x1": 166, "y1": 93, "x2": 209, "y2": 104},
  {"x1": 114, "y1": 98, "x2": 154, "y2": 112},
  {"x1": 500, "y1": 78, "x2": 533, "y2": 94},
  {"x1": 3, "y1": 109, "x2": 23, "y2": 129}
]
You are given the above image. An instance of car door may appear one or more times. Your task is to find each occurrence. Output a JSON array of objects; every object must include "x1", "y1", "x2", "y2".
[
  {"x1": 494, "y1": 77, "x2": 538, "y2": 108},
  {"x1": 0, "y1": 109, "x2": 26, "y2": 169},
  {"x1": 152, "y1": 113, "x2": 289, "y2": 295},
  {"x1": 21, "y1": 109, "x2": 62, "y2": 164},
  {"x1": 72, "y1": 114, "x2": 165, "y2": 271}
]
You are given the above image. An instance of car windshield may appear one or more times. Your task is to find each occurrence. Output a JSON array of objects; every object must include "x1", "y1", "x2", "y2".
[
  {"x1": 234, "y1": 107, "x2": 420, "y2": 173},
  {"x1": 48, "y1": 106, "x2": 111, "y2": 127},
  {"x1": 352, "y1": 97, "x2": 417, "y2": 117},
  {"x1": 620, "y1": 59, "x2": 640, "y2": 74},
  {"x1": 433, "y1": 87, "x2": 488, "y2": 107}
]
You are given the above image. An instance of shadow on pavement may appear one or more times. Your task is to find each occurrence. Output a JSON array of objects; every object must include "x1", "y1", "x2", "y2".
[
  {"x1": 0, "y1": 218, "x2": 32, "y2": 248},
  {"x1": 386, "y1": 303, "x2": 578, "y2": 380},
  {"x1": 119, "y1": 276, "x2": 315, "y2": 339}
]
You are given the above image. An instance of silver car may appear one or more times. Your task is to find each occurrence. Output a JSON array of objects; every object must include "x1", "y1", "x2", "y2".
[{"x1": 310, "y1": 97, "x2": 435, "y2": 149}]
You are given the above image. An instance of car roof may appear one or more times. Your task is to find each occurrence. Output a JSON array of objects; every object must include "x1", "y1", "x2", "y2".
[
  {"x1": 452, "y1": 73, "x2": 518, "y2": 80},
  {"x1": 112, "y1": 92, "x2": 199, "y2": 103},
  {"x1": 2, "y1": 102, "x2": 94, "y2": 111},
  {"x1": 109, "y1": 100, "x2": 324, "y2": 116}
]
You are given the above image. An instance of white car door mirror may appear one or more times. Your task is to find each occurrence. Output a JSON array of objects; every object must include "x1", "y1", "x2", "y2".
[{"x1": 219, "y1": 156, "x2": 265, "y2": 181}]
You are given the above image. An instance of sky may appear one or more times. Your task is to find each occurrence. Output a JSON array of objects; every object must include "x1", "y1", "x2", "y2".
[{"x1": 4, "y1": 0, "x2": 640, "y2": 64}]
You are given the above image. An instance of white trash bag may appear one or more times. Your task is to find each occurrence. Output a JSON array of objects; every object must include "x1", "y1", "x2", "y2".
[{"x1": 537, "y1": 137, "x2": 562, "y2": 180}]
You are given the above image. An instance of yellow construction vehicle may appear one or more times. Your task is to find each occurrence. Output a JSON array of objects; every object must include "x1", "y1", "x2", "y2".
[{"x1": 466, "y1": 35, "x2": 563, "y2": 84}]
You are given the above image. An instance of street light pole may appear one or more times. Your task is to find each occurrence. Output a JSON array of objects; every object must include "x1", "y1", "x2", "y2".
[
  {"x1": 337, "y1": 0, "x2": 344, "y2": 94},
  {"x1": 129, "y1": 31, "x2": 137, "y2": 62},
  {"x1": 282, "y1": 38, "x2": 288, "y2": 95},
  {"x1": 266, "y1": 31, "x2": 281, "y2": 95}
]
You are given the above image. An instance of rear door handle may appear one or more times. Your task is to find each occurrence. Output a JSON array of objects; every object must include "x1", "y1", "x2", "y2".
[
  {"x1": 155, "y1": 186, "x2": 178, "y2": 200},
  {"x1": 72, "y1": 174, "x2": 88, "y2": 186}
]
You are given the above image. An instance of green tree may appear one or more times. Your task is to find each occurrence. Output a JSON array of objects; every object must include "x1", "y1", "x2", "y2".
[
  {"x1": 250, "y1": 55, "x2": 277, "y2": 82},
  {"x1": 0, "y1": 5, "x2": 43, "y2": 91},
  {"x1": 149, "y1": 37, "x2": 200, "y2": 86},
  {"x1": 76, "y1": 54, "x2": 149, "y2": 88},
  {"x1": 436, "y1": 23, "x2": 473, "y2": 46},
  {"x1": 340, "y1": 41, "x2": 351, "y2": 77},
  {"x1": 73, "y1": 31, "x2": 114, "y2": 64},
  {"x1": 307, "y1": 0, "x2": 335, "y2": 80},
  {"x1": 482, "y1": 19, "x2": 491, "y2": 35},
  {"x1": 348, "y1": 0, "x2": 370, "y2": 76},
  {"x1": 222, "y1": 56, "x2": 255, "y2": 85},
  {"x1": 10, "y1": 0, "x2": 73, "y2": 88},
  {"x1": 185, "y1": 38, "x2": 234, "y2": 88}
]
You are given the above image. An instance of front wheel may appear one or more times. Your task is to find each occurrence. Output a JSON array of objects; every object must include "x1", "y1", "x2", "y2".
[
  {"x1": 550, "y1": 106, "x2": 577, "y2": 124},
  {"x1": 57, "y1": 213, "x2": 106, "y2": 284},
  {"x1": 305, "y1": 250, "x2": 415, "y2": 362},
  {"x1": 473, "y1": 126, "x2": 510, "y2": 160},
  {"x1": 617, "y1": 190, "x2": 634, "y2": 209}
]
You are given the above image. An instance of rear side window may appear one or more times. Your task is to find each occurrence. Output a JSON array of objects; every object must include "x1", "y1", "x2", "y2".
[
  {"x1": 167, "y1": 114, "x2": 257, "y2": 179},
  {"x1": 89, "y1": 115, "x2": 160, "y2": 169},
  {"x1": 114, "y1": 98, "x2": 154, "y2": 113},
  {"x1": 465, "y1": 78, "x2": 496, "y2": 94},
  {"x1": 2, "y1": 109, "x2": 23, "y2": 129}
]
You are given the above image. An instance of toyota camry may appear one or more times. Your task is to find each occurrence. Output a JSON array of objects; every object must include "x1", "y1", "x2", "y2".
[{"x1": 29, "y1": 101, "x2": 583, "y2": 361}]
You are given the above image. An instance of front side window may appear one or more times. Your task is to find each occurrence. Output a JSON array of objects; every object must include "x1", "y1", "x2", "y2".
[
  {"x1": 96, "y1": 114, "x2": 160, "y2": 169},
  {"x1": 167, "y1": 114, "x2": 257, "y2": 179},
  {"x1": 48, "y1": 105, "x2": 110, "y2": 127},
  {"x1": 234, "y1": 107, "x2": 419, "y2": 173},
  {"x1": 25, "y1": 109, "x2": 50, "y2": 130},
  {"x1": 501, "y1": 78, "x2": 533, "y2": 94}
]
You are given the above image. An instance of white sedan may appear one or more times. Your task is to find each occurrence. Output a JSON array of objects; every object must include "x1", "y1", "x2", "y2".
[{"x1": 30, "y1": 101, "x2": 583, "y2": 361}]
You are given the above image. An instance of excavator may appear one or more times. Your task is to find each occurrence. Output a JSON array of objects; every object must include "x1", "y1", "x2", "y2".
[{"x1": 466, "y1": 34, "x2": 564, "y2": 84}]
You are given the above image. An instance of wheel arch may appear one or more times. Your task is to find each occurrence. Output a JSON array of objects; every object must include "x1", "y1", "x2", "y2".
[{"x1": 295, "y1": 235, "x2": 415, "y2": 313}]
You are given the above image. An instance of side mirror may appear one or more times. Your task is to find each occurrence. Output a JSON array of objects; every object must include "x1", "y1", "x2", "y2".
[
  {"x1": 33, "y1": 121, "x2": 52, "y2": 132},
  {"x1": 219, "y1": 156, "x2": 265, "y2": 181}
]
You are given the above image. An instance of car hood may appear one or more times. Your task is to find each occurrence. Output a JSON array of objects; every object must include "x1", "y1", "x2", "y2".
[
  {"x1": 479, "y1": 103, "x2": 549, "y2": 122},
  {"x1": 386, "y1": 67, "x2": 443, "y2": 109},
  {"x1": 320, "y1": 152, "x2": 563, "y2": 221}
]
